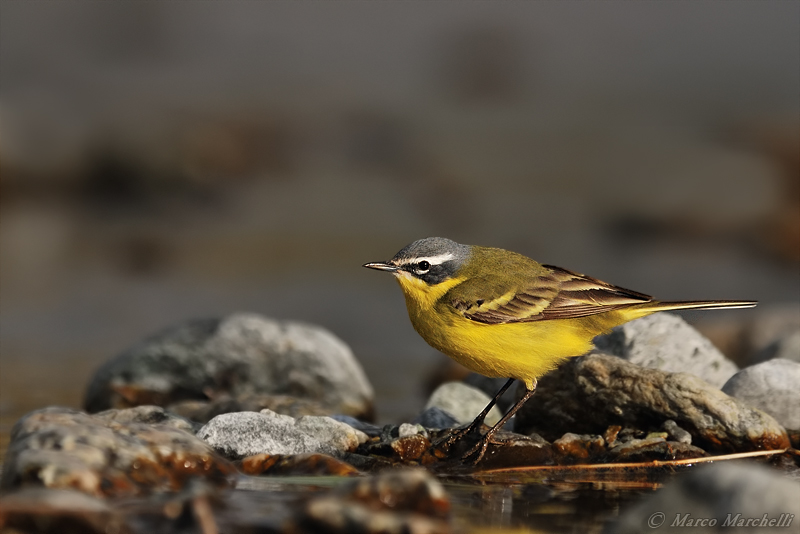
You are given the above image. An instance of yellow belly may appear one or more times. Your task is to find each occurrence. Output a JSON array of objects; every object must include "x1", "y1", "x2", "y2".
[
  {"x1": 419, "y1": 312, "x2": 602, "y2": 389},
  {"x1": 394, "y1": 272, "x2": 641, "y2": 390},
  {"x1": 403, "y1": 295, "x2": 632, "y2": 391}
]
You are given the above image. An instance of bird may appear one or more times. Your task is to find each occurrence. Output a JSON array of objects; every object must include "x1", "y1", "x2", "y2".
[{"x1": 364, "y1": 237, "x2": 756, "y2": 463}]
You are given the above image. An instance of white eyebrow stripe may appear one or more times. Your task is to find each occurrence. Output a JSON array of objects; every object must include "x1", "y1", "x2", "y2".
[
  {"x1": 417, "y1": 253, "x2": 454, "y2": 265},
  {"x1": 394, "y1": 252, "x2": 454, "y2": 266}
]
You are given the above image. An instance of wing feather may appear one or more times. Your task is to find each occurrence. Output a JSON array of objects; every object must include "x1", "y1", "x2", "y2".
[{"x1": 449, "y1": 264, "x2": 652, "y2": 324}]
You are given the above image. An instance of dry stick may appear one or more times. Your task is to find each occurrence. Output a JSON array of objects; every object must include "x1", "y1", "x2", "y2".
[{"x1": 475, "y1": 448, "x2": 790, "y2": 475}]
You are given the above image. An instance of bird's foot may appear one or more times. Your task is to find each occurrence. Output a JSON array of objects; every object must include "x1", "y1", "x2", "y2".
[
  {"x1": 460, "y1": 433, "x2": 504, "y2": 465},
  {"x1": 430, "y1": 423, "x2": 483, "y2": 457}
]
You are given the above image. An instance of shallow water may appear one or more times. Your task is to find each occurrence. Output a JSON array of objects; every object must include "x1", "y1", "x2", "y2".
[{"x1": 224, "y1": 473, "x2": 654, "y2": 533}]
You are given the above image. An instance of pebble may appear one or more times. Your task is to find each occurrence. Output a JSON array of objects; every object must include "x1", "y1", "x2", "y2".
[
  {"x1": 594, "y1": 313, "x2": 739, "y2": 388},
  {"x1": 412, "y1": 407, "x2": 460, "y2": 430},
  {"x1": 661, "y1": 419, "x2": 693, "y2": 445},
  {"x1": 462, "y1": 374, "x2": 519, "y2": 413},
  {"x1": 84, "y1": 313, "x2": 374, "y2": 420},
  {"x1": 398, "y1": 423, "x2": 428, "y2": 438},
  {"x1": 515, "y1": 353, "x2": 789, "y2": 453},
  {"x1": 604, "y1": 437, "x2": 706, "y2": 463},
  {"x1": 196, "y1": 409, "x2": 368, "y2": 460},
  {"x1": 721, "y1": 358, "x2": 800, "y2": 430},
  {"x1": 552, "y1": 433, "x2": 605, "y2": 463},
  {"x1": 424, "y1": 381, "x2": 503, "y2": 426}
]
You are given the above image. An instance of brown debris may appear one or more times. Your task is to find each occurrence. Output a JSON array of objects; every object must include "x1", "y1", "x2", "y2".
[
  {"x1": 239, "y1": 453, "x2": 361, "y2": 477},
  {"x1": 295, "y1": 469, "x2": 451, "y2": 534}
]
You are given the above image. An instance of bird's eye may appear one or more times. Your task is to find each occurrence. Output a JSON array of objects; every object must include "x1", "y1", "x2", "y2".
[{"x1": 417, "y1": 260, "x2": 430, "y2": 272}]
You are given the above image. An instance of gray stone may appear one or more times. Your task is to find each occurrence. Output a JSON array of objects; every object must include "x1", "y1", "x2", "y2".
[
  {"x1": 167, "y1": 393, "x2": 331, "y2": 424},
  {"x1": 398, "y1": 423, "x2": 427, "y2": 438},
  {"x1": 722, "y1": 359, "x2": 800, "y2": 430},
  {"x1": 463, "y1": 374, "x2": 518, "y2": 412},
  {"x1": 84, "y1": 313, "x2": 374, "y2": 420},
  {"x1": 329, "y1": 414, "x2": 382, "y2": 437},
  {"x1": 0, "y1": 407, "x2": 235, "y2": 497},
  {"x1": 294, "y1": 414, "x2": 369, "y2": 451},
  {"x1": 752, "y1": 328, "x2": 800, "y2": 364},
  {"x1": 412, "y1": 407, "x2": 460, "y2": 429},
  {"x1": 196, "y1": 410, "x2": 367, "y2": 460},
  {"x1": 594, "y1": 313, "x2": 738, "y2": 388},
  {"x1": 610, "y1": 462, "x2": 800, "y2": 534},
  {"x1": 93, "y1": 404, "x2": 200, "y2": 433},
  {"x1": 662, "y1": 419, "x2": 693, "y2": 445},
  {"x1": 515, "y1": 353, "x2": 789, "y2": 453},
  {"x1": 424, "y1": 381, "x2": 503, "y2": 426}
]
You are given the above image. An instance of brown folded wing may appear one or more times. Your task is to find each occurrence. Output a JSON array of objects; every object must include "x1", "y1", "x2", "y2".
[{"x1": 450, "y1": 265, "x2": 652, "y2": 324}]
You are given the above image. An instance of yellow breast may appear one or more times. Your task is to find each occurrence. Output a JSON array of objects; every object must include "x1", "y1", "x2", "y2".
[{"x1": 394, "y1": 273, "x2": 603, "y2": 390}]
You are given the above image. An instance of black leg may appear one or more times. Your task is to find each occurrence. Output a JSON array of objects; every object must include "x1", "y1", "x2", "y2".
[
  {"x1": 462, "y1": 378, "x2": 538, "y2": 464},
  {"x1": 432, "y1": 378, "x2": 516, "y2": 451}
]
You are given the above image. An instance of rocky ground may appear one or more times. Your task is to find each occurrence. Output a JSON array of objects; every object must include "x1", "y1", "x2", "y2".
[{"x1": 1, "y1": 310, "x2": 798, "y2": 533}]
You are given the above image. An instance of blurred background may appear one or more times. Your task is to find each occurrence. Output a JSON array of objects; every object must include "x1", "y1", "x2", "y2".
[{"x1": 1, "y1": 2, "x2": 798, "y2": 449}]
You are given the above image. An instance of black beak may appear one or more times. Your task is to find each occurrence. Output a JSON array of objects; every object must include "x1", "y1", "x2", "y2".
[{"x1": 363, "y1": 261, "x2": 399, "y2": 272}]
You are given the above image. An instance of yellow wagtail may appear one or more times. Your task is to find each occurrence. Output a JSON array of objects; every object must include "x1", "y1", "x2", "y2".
[{"x1": 364, "y1": 237, "x2": 756, "y2": 462}]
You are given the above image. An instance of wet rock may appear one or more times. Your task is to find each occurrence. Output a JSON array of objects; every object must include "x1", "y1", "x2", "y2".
[
  {"x1": 552, "y1": 433, "x2": 605, "y2": 464},
  {"x1": 0, "y1": 407, "x2": 235, "y2": 498},
  {"x1": 424, "y1": 382, "x2": 503, "y2": 426},
  {"x1": 610, "y1": 461, "x2": 800, "y2": 534},
  {"x1": 295, "y1": 468, "x2": 451, "y2": 534},
  {"x1": 239, "y1": 453, "x2": 361, "y2": 476},
  {"x1": 594, "y1": 313, "x2": 738, "y2": 388},
  {"x1": 390, "y1": 435, "x2": 434, "y2": 464},
  {"x1": 477, "y1": 432, "x2": 553, "y2": 469},
  {"x1": 340, "y1": 452, "x2": 396, "y2": 472},
  {"x1": 167, "y1": 393, "x2": 331, "y2": 424},
  {"x1": 603, "y1": 437, "x2": 706, "y2": 463},
  {"x1": 0, "y1": 488, "x2": 129, "y2": 534},
  {"x1": 197, "y1": 410, "x2": 368, "y2": 460},
  {"x1": 412, "y1": 407, "x2": 460, "y2": 429},
  {"x1": 662, "y1": 420, "x2": 693, "y2": 445},
  {"x1": 515, "y1": 353, "x2": 789, "y2": 453},
  {"x1": 722, "y1": 358, "x2": 800, "y2": 430},
  {"x1": 85, "y1": 314, "x2": 374, "y2": 420},
  {"x1": 358, "y1": 433, "x2": 437, "y2": 465},
  {"x1": 94, "y1": 404, "x2": 200, "y2": 432}
]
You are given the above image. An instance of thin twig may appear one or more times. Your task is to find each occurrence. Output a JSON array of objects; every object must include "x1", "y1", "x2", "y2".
[{"x1": 476, "y1": 448, "x2": 789, "y2": 475}]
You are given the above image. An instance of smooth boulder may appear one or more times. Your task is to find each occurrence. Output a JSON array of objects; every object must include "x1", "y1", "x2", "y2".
[
  {"x1": 594, "y1": 313, "x2": 738, "y2": 388},
  {"x1": 84, "y1": 313, "x2": 374, "y2": 420},
  {"x1": 515, "y1": 353, "x2": 789, "y2": 452},
  {"x1": 722, "y1": 359, "x2": 800, "y2": 430}
]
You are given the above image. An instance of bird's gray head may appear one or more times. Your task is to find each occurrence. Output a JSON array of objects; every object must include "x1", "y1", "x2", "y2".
[{"x1": 364, "y1": 237, "x2": 471, "y2": 285}]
